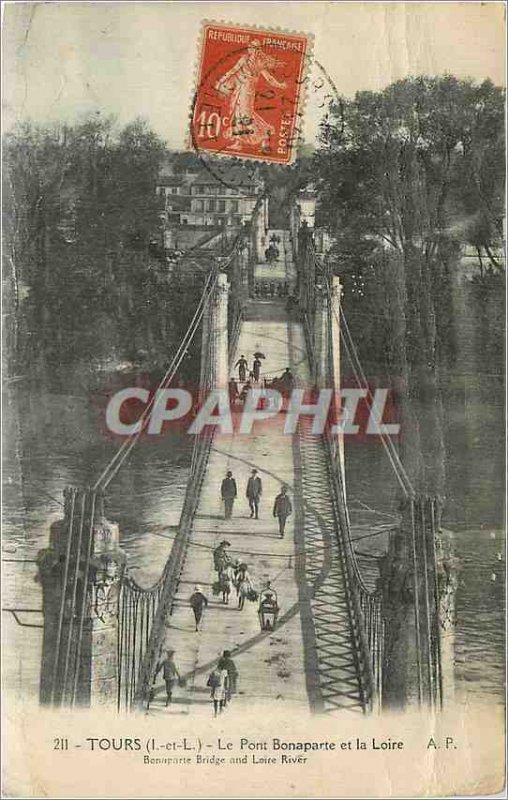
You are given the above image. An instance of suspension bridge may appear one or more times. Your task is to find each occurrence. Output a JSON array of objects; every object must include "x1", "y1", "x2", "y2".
[{"x1": 37, "y1": 209, "x2": 456, "y2": 715}]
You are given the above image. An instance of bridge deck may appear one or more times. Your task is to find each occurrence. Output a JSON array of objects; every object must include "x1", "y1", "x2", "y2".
[{"x1": 148, "y1": 233, "x2": 365, "y2": 717}]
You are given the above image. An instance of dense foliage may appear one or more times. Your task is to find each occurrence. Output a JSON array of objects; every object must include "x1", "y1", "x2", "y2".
[
  {"x1": 314, "y1": 76, "x2": 505, "y2": 493},
  {"x1": 3, "y1": 117, "x2": 200, "y2": 383}
]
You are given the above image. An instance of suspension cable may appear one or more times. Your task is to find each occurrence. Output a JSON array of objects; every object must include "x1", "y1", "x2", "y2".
[
  {"x1": 93, "y1": 236, "x2": 242, "y2": 490},
  {"x1": 333, "y1": 291, "x2": 415, "y2": 497},
  {"x1": 71, "y1": 490, "x2": 97, "y2": 706},
  {"x1": 340, "y1": 322, "x2": 413, "y2": 497},
  {"x1": 311, "y1": 254, "x2": 414, "y2": 497},
  {"x1": 93, "y1": 269, "x2": 218, "y2": 491},
  {"x1": 49, "y1": 488, "x2": 76, "y2": 704}
]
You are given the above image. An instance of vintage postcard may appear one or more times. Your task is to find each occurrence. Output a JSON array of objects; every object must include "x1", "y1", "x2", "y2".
[{"x1": 2, "y1": 2, "x2": 506, "y2": 798}]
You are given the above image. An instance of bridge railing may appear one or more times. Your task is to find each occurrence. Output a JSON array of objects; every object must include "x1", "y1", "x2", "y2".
[
  {"x1": 301, "y1": 292, "x2": 383, "y2": 713},
  {"x1": 117, "y1": 562, "x2": 168, "y2": 709},
  {"x1": 130, "y1": 273, "x2": 220, "y2": 708},
  {"x1": 298, "y1": 230, "x2": 450, "y2": 711},
  {"x1": 322, "y1": 428, "x2": 383, "y2": 711},
  {"x1": 128, "y1": 235, "x2": 247, "y2": 709},
  {"x1": 130, "y1": 426, "x2": 214, "y2": 709}
]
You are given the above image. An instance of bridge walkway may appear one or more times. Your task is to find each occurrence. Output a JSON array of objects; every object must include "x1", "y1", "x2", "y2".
[
  {"x1": 252, "y1": 228, "x2": 297, "y2": 294},
  {"x1": 147, "y1": 237, "x2": 366, "y2": 717}
]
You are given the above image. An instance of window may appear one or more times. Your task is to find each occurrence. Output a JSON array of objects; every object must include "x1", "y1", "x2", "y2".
[
  {"x1": 207, "y1": 199, "x2": 216, "y2": 212},
  {"x1": 195, "y1": 199, "x2": 204, "y2": 212},
  {"x1": 218, "y1": 200, "x2": 226, "y2": 212},
  {"x1": 230, "y1": 200, "x2": 239, "y2": 213}
]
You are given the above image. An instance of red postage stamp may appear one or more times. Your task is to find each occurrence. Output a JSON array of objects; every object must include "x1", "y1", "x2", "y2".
[{"x1": 191, "y1": 22, "x2": 311, "y2": 165}]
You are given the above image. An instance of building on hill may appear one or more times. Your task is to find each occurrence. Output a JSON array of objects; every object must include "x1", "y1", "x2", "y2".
[{"x1": 156, "y1": 153, "x2": 265, "y2": 251}]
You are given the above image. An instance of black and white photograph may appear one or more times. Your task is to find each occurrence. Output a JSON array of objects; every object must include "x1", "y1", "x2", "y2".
[{"x1": 2, "y1": 2, "x2": 505, "y2": 797}]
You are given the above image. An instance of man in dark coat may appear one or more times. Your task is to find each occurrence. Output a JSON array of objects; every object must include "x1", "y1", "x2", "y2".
[
  {"x1": 273, "y1": 485, "x2": 292, "y2": 537},
  {"x1": 252, "y1": 357, "x2": 262, "y2": 382},
  {"x1": 246, "y1": 468, "x2": 263, "y2": 519},
  {"x1": 234, "y1": 355, "x2": 248, "y2": 382},
  {"x1": 153, "y1": 649, "x2": 181, "y2": 706},
  {"x1": 189, "y1": 586, "x2": 208, "y2": 632},
  {"x1": 213, "y1": 540, "x2": 231, "y2": 573},
  {"x1": 228, "y1": 377, "x2": 239, "y2": 407},
  {"x1": 217, "y1": 650, "x2": 238, "y2": 704},
  {"x1": 279, "y1": 367, "x2": 295, "y2": 400},
  {"x1": 221, "y1": 470, "x2": 237, "y2": 519}
]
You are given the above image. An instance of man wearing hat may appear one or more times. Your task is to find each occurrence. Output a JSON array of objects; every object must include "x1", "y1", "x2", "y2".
[
  {"x1": 217, "y1": 650, "x2": 238, "y2": 705},
  {"x1": 189, "y1": 586, "x2": 208, "y2": 632},
  {"x1": 221, "y1": 470, "x2": 237, "y2": 519},
  {"x1": 246, "y1": 468, "x2": 263, "y2": 519},
  {"x1": 273, "y1": 485, "x2": 292, "y2": 537},
  {"x1": 234, "y1": 354, "x2": 248, "y2": 382},
  {"x1": 153, "y1": 648, "x2": 181, "y2": 707},
  {"x1": 213, "y1": 540, "x2": 232, "y2": 573}
]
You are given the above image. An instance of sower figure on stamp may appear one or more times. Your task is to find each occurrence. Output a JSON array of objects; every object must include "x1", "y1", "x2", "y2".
[
  {"x1": 246, "y1": 468, "x2": 263, "y2": 519},
  {"x1": 221, "y1": 471, "x2": 237, "y2": 519},
  {"x1": 215, "y1": 40, "x2": 286, "y2": 153},
  {"x1": 273, "y1": 485, "x2": 292, "y2": 538}
]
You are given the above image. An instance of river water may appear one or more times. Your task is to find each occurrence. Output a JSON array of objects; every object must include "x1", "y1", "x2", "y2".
[{"x1": 2, "y1": 378, "x2": 505, "y2": 707}]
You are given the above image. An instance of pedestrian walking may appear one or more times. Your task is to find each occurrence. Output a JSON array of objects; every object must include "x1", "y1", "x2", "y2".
[
  {"x1": 189, "y1": 585, "x2": 208, "y2": 631},
  {"x1": 258, "y1": 583, "x2": 279, "y2": 631},
  {"x1": 228, "y1": 377, "x2": 239, "y2": 407},
  {"x1": 213, "y1": 540, "x2": 232, "y2": 573},
  {"x1": 236, "y1": 563, "x2": 254, "y2": 610},
  {"x1": 252, "y1": 357, "x2": 262, "y2": 382},
  {"x1": 207, "y1": 666, "x2": 229, "y2": 716},
  {"x1": 239, "y1": 379, "x2": 252, "y2": 404},
  {"x1": 153, "y1": 649, "x2": 181, "y2": 707},
  {"x1": 273, "y1": 485, "x2": 292, "y2": 537},
  {"x1": 234, "y1": 354, "x2": 248, "y2": 382},
  {"x1": 217, "y1": 650, "x2": 238, "y2": 705},
  {"x1": 279, "y1": 367, "x2": 295, "y2": 400},
  {"x1": 221, "y1": 471, "x2": 237, "y2": 519},
  {"x1": 246, "y1": 468, "x2": 263, "y2": 519}
]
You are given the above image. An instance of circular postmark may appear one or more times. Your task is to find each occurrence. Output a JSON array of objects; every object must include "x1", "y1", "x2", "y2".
[{"x1": 189, "y1": 29, "x2": 342, "y2": 190}]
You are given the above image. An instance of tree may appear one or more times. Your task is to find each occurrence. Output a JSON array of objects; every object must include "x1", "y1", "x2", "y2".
[
  {"x1": 315, "y1": 76, "x2": 505, "y2": 495},
  {"x1": 3, "y1": 117, "x2": 171, "y2": 381}
]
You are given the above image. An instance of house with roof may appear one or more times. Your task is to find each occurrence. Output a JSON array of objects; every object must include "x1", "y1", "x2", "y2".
[{"x1": 156, "y1": 153, "x2": 265, "y2": 250}]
